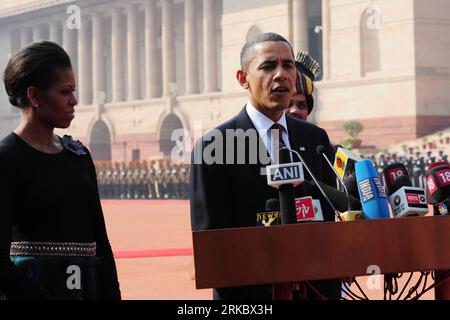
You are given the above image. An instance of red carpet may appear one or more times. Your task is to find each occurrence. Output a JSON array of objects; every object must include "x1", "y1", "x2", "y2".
[{"x1": 114, "y1": 248, "x2": 193, "y2": 259}]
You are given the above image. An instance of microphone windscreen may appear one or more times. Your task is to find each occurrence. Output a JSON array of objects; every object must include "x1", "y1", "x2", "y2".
[
  {"x1": 279, "y1": 146, "x2": 292, "y2": 164},
  {"x1": 265, "y1": 199, "x2": 280, "y2": 211},
  {"x1": 306, "y1": 180, "x2": 362, "y2": 212},
  {"x1": 344, "y1": 175, "x2": 359, "y2": 199},
  {"x1": 426, "y1": 164, "x2": 450, "y2": 204},
  {"x1": 429, "y1": 161, "x2": 449, "y2": 171},
  {"x1": 316, "y1": 145, "x2": 328, "y2": 157},
  {"x1": 355, "y1": 159, "x2": 390, "y2": 219},
  {"x1": 392, "y1": 174, "x2": 412, "y2": 194},
  {"x1": 381, "y1": 163, "x2": 409, "y2": 196}
]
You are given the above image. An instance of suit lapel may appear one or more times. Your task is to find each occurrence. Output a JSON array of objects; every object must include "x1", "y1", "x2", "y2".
[
  {"x1": 286, "y1": 116, "x2": 303, "y2": 156},
  {"x1": 234, "y1": 106, "x2": 271, "y2": 185}
]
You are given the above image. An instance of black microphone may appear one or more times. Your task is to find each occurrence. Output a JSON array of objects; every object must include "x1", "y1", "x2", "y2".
[
  {"x1": 425, "y1": 164, "x2": 450, "y2": 216},
  {"x1": 303, "y1": 180, "x2": 362, "y2": 212},
  {"x1": 265, "y1": 198, "x2": 280, "y2": 211},
  {"x1": 278, "y1": 146, "x2": 297, "y2": 224}
]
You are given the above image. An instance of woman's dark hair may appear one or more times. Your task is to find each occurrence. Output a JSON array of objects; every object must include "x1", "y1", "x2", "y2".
[{"x1": 3, "y1": 41, "x2": 72, "y2": 109}]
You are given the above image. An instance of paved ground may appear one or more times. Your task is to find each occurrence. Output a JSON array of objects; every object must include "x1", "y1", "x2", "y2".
[{"x1": 102, "y1": 200, "x2": 435, "y2": 300}]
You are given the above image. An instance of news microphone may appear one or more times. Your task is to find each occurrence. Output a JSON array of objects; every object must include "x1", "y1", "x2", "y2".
[
  {"x1": 426, "y1": 164, "x2": 450, "y2": 216},
  {"x1": 316, "y1": 145, "x2": 364, "y2": 222},
  {"x1": 316, "y1": 145, "x2": 352, "y2": 209},
  {"x1": 266, "y1": 146, "x2": 303, "y2": 224},
  {"x1": 355, "y1": 159, "x2": 391, "y2": 219},
  {"x1": 344, "y1": 175, "x2": 360, "y2": 199},
  {"x1": 305, "y1": 180, "x2": 362, "y2": 212},
  {"x1": 428, "y1": 161, "x2": 449, "y2": 171},
  {"x1": 381, "y1": 163, "x2": 409, "y2": 196},
  {"x1": 426, "y1": 164, "x2": 450, "y2": 205},
  {"x1": 389, "y1": 174, "x2": 428, "y2": 218},
  {"x1": 289, "y1": 148, "x2": 343, "y2": 221},
  {"x1": 333, "y1": 147, "x2": 362, "y2": 179},
  {"x1": 257, "y1": 199, "x2": 281, "y2": 227},
  {"x1": 266, "y1": 199, "x2": 280, "y2": 211}
]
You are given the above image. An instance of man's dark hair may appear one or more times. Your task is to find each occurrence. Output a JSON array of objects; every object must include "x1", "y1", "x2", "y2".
[
  {"x1": 240, "y1": 32, "x2": 294, "y2": 71},
  {"x1": 3, "y1": 41, "x2": 72, "y2": 109}
]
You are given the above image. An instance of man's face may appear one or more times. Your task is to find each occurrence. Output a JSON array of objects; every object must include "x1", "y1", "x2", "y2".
[
  {"x1": 288, "y1": 94, "x2": 308, "y2": 121},
  {"x1": 237, "y1": 41, "x2": 296, "y2": 120}
]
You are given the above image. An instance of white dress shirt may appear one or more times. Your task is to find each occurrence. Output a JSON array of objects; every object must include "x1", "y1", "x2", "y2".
[{"x1": 245, "y1": 101, "x2": 292, "y2": 161}]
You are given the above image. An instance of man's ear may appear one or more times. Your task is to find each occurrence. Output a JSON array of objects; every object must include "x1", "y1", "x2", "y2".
[{"x1": 236, "y1": 69, "x2": 249, "y2": 90}]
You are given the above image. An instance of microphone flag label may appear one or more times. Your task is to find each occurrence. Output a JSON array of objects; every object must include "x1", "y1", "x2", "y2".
[
  {"x1": 437, "y1": 201, "x2": 449, "y2": 215},
  {"x1": 427, "y1": 175, "x2": 438, "y2": 195},
  {"x1": 436, "y1": 168, "x2": 450, "y2": 187},
  {"x1": 295, "y1": 197, "x2": 315, "y2": 221},
  {"x1": 358, "y1": 177, "x2": 387, "y2": 203},
  {"x1": 387, "y1": 167, "x2": 408, "y2": 186},
  {"x1": 256, "y1": 211, "x2": 280, "y2": 227},
  {"x1": 266, "y1": 163, "x2": 304, "y2": 188}
]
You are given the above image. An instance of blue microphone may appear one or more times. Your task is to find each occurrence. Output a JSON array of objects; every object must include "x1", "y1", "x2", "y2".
[{"x1": 355, "y1": 159, "x2": 390, "y2": 219}]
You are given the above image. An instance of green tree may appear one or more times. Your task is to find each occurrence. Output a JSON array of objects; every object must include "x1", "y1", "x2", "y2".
[{"x1": 341, "y1": 120, "x2": 364, "y2": 148}]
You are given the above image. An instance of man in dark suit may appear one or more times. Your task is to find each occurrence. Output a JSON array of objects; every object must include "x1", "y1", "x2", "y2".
[{"x1": 190, "y1": 33, "x2": 341, "y2": 300}]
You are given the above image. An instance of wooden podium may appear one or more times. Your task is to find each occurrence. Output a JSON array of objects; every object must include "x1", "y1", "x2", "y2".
[{"x1": 192, "y1": 216, "x2": 450, "y2": 300}]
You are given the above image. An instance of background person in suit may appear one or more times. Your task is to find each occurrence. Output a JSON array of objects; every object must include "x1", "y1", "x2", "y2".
[{"x1": 190, "y1": 33, "x2": 341, "y2": 300}]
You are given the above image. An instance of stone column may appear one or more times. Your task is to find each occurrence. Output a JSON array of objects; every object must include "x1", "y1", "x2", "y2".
[
  {"x1": 111, "y1": 7, "x2": 125, "y2": 102},
  {"x1": 62, "y1": 19, "x2": 77, "y2": 73},
  {"x1": 92, "y1": 12, "x2": 105, "y2": 103},
  {"x1": 127, "y1": 4, "x2": 141, "y2": 100},
  {"x1": 144, "y1": 0, "x2": 160, "y2": 98},
  {"x1": 49, "y1": 21, "x2": 62, "y2": 44},
  {"x1": 185, "y1": 0, "x2": 199, "y2": 94},
  {"x1": 78, "y1": 14, "x2": 92, "y2": 105},
  {"x1": 20, "y1": 27, "x2": 32, "y2": 47},
  {"x1": 33, "y1": 24, "x2": 46, "y2": 42},
  {"x1": 203, "y1": 0, "x2": 218, "y2": 93},
  {"x1": 292, "y1": 0, "x2": 309, "y2": 53},
  {"x1": 322, "y1": 0, "x2": 330, "y2": 80},
  {"x1": 162, "y1": 0, "x2": 176, "y2": 96},
  {"x1": 9, "y1": 29, "x2": 20, "y2": 55}
]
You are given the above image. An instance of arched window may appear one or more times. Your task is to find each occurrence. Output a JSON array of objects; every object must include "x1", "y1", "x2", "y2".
[
  {"x1": 159, "y1": 114, "x2": 184, "y2": 156},
  {"x1": 360, "y1": 5, "x2": 381, "y2": 75},
  {"x1": 90, "y1": 120, "x2": 112, "y2": 161}
]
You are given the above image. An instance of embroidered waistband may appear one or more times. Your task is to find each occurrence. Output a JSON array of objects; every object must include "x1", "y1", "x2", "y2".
[{"x1": 10, "y1": 242, "x2": 97, "y2": 257}]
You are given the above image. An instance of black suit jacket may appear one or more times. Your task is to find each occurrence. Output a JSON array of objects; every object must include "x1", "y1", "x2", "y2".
[{"x1": 190, "y1": 107, "x2": 341, "y2": 300}]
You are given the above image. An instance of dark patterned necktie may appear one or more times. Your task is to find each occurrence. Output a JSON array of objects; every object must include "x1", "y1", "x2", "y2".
[{"x1": 270, "y1": 123, "x2": 285, "y2": 145}]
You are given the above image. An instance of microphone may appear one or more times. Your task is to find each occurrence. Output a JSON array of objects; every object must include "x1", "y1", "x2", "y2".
[
  {"x1": 266, "y1": 146, "x2": 304, "y2": 224},
  {"x1": 381, "y1": 163, "x2": 409, "y2": 196},
  {"x1": 289, "y1": 148, "x2": 343, "y2": 221},
  {"x1": 266, "y1": 198, "x2": 280, "y2": 211},
  {"x1": 389, "y1": 174, "x2": 428, "y2": 218},
  {"x1": 317, "y1": 145, "x2": 364, "y2": 221},
  {"x1": 428, "y1": 161, "x2": 449, "y2": 171},
  {"x1": 256, "y1": 199, "x2": 281, "y2": 227},
  {"x1": 426, "y1": 164, "x2": 450, "y2": 216},
  {"x1": 316, "y1": 145, "x2": 351, "y2": 207},
  {"x1": 426, "y1": 164, "x2": 450, "y2": 204},
  {"x1": 333, "y1": 146, "x2": 362, "y2": 179},
  {"x1": 355, "y1": 159, "x2": 391, "y2": 219}
]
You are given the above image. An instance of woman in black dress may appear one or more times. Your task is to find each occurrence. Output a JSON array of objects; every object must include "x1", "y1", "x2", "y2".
[{"x1": 0, "y1": 41, "x2": 121, "y2": 299}]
